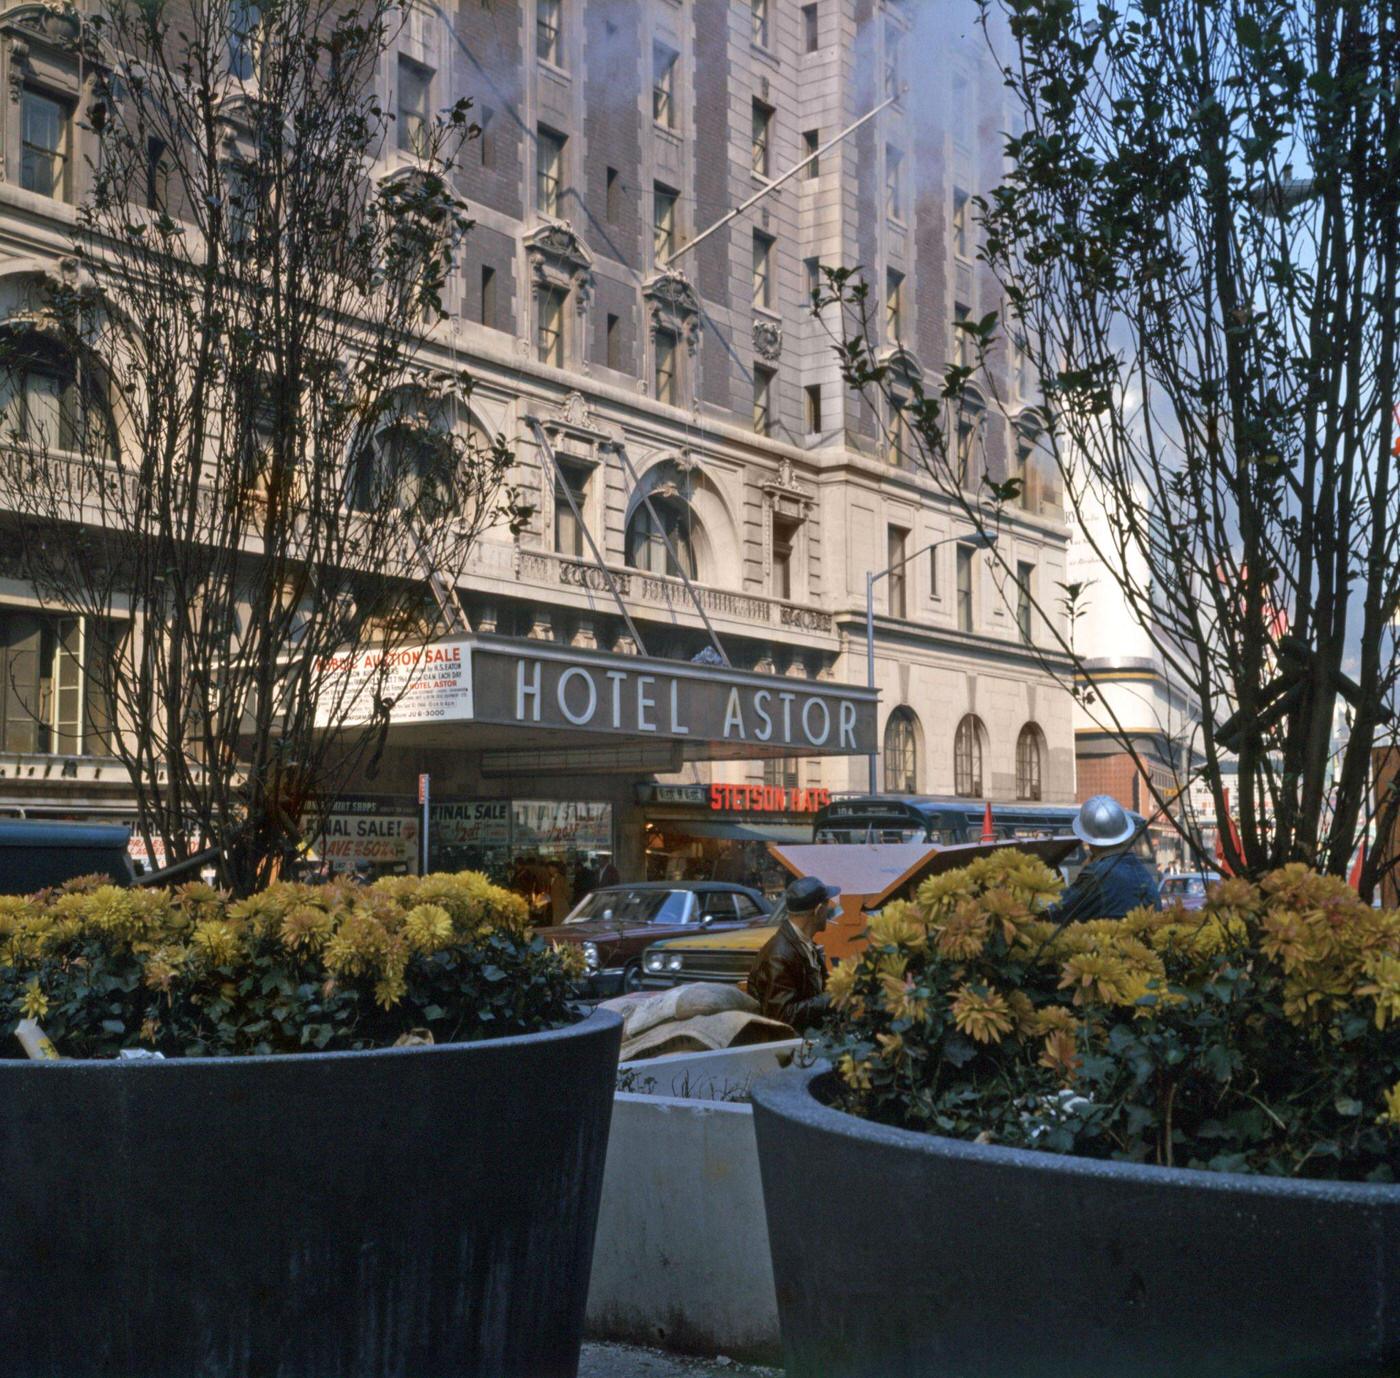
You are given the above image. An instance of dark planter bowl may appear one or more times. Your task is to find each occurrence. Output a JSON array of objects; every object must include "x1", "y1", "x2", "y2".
[
  {"x1": 0, "y1": 1007, "x2": 622, "y2": 1378},
  {"x1": 752, "y1": 1063, "x2": 1400, "y2": 1378}
]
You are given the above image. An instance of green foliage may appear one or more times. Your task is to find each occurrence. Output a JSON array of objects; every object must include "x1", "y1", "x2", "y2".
[
  {"x1": 0, "y1": 871, "x2": 582, "y2": 1059},
  {"x1": 824, "y1": 851, "x2": 1400, "y2": 1181}
]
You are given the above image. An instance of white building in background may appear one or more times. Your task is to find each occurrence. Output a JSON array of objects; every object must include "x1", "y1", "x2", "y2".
[{"x1": 0, "y1": 0, "x2": 1076, "y2": 893}]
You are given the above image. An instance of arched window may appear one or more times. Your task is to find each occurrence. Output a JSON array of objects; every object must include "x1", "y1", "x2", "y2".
[
  {"x1": 0, "y1": 335, "x2": 116, "y2": 460},
  {"x1": 1016, "y1": 722, "x2": 1045, "y2": 801},
  {"x1": 626, "y1": 495, "x2": 698, "y2": 578},
  {"x1": 953, "y1": 714, "x2": 986, "y2": 798},
  {"x1": 883, "y1": 707, "x2": 919, "y2": 793},
  {"x1": 349, "y1": 396, "x2": 482, "y2": 523}
]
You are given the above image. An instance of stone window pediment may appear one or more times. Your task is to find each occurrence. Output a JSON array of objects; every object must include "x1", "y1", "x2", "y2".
[
  {"x1": 525, "y1": 220, "x2": 593, "y2": 308},
  {"x1": 643, "y1": 269, "x2": 701, "y2": 354},
  {"x1": 878, "y1": 343, "x2": 923, "y2": 385}
]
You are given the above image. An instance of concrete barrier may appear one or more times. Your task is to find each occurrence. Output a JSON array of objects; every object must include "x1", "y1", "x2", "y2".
[{"x1": 587, "y1": 1044, "x2": 797, "y2": 1364}]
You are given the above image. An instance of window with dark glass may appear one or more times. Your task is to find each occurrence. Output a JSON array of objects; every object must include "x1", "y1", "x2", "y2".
[
  {"x1": 883, "y1": 708, "x2": 919, "y2": 793},
  {"x1": 1017, "y1": 561, "x2": 1035, "y2": 643},
  {"x1": 479, "y1": 106, "x2": 495, "y2": 167},
  {"x1": 753, "y1": 365, "x2": 774, "y2": 435},
  {"x1": 0, "y1": 610, "x2": 111, "y2": 756},
  {"x1": 803, "y1": 3, "x2": 819, "y2": 52},
  {"x1": 751, "y1": 0, "x2": 769, "y2": 47},
  {"x1": 804, "y1": 384, "x2": 822, "y2": 435},
  {"x1": 957, "y1": 410, "x2": 976, "y2": 487},
  {"x1": 884, "y1": 21, "x2": 902, "y2": 100},
  {"x1": 772, "y1": 514, "x2": 799, "y2": 599},
  {"x1": 885, "y1": 144, "x2": 903, "y2": 219},
  {"x1": 479, "y1": 266, "x2": 496, "y2": 328},
  {"x1": 1016, "y1": 722, "x2": 1044, "y2": 801},
  {"x1": 0, "y1": 341, "x2": 114, "y2": 457},
  {"x1": 654, "y1": 182, "x2": 678, "y2": 261},
  {"x1": 887, "y1": 525, "x2": 909, "y2": 618},
  {"x1": 954, "y1": 714, "x2": 986, "y2": 797},
  {"x1": 764, "y1": 756, "x2": 800, "y2": 789},
  {"x1": 537, "y1": 126, "x2": 566, "y2": 216},
  {"x1": 954, "y1": 301, "x2": 972, "y2": 368},
  {"x1": 606, "y1": 166, "x2": 621, "y2": 222},
  {"x1": 802, "y1": 129, "x2": 820, "y2": 177},
  {"x1": 805, "y1": 256, "x2": 822, "y2": 307},
  {"x1": 1016, "y1": 432, "x2": 1034, "y2": 508},
  {"x1": 554, "y1": 459, "x2": 589, "y2": 557},
  {"x1": 537, "y1": 0, "x2": 563, "y2": 65},
  {"x1": 956, "y1": 544, "x2": 974, "y2": 631},
  {"x1": 227, "y1": 0, "x2": 262, "y2": 79},
  {"x1": 653, "y1": 44, "x2": 678, "y2": 128},
  {"x1": 654, "y1": 327, "x2": 677, "y2": 405},
  {"x1": 606, "y1": 313, "x2": 622, "y2": 370},
  {"x1": 752, "y1": 229, "x2": 774, "y2": 308},
  {"x1": 626, "y1": 497, "x2": 697, "y2": 578},
  {"x1": 20, "y1": 90, "x2": 69, "y2": 200},
  {"x1": 886, "y1": 268, "x2": 904, "y2": 340},
  {"x1": 952, "y1": 187, "x2": 971, "y2": 258},
  {"x1": 752, "y1": 99, "x2": 773, "y2": 177},
  {"x1": 397, "y1": 55, "x2": 432, "y2": 155},
  {"x1": 537, "y1": 285, "x2": 567, "y2": 366},
  {"x1": 146, "y1": 137, "x2": 169, "y2": 212}
]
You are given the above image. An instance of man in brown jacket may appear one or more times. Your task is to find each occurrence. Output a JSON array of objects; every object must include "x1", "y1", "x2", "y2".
[{"x1": 747, "y1": 875, "x2": 839, "y2": 1033}]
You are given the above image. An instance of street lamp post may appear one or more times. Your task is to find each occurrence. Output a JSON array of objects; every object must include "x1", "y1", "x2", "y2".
[{"x1": 866, "y1": 531, "x2": 998, "y2": 793}]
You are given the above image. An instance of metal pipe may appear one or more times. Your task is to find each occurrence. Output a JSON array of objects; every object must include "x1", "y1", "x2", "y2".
[{"x1": 663, "y1": 90, "x2": 904, "y2": 269}]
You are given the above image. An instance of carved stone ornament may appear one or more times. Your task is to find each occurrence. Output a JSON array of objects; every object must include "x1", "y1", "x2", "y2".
[
  {"x1": 642, "y1": 269, "x2": 702, "y2": 354},
  {"x1": 524, "y1": 220, "x2": 594, "y2": 313},
  {"x1": 3, "y1": 4, "x2": 82, "y2": 107},
  {"x1": 753, "y1": 318, "x2": 783, "y2": 362}
]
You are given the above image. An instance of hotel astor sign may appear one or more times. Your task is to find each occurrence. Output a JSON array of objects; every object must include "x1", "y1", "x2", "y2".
[{"x1": 324, "y1": 637, "x2": 877, "y2": 754}]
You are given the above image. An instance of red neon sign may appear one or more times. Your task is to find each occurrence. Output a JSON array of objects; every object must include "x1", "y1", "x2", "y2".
[{"x1": 708, "y1": 784, "x2": 832, "y2": 814}]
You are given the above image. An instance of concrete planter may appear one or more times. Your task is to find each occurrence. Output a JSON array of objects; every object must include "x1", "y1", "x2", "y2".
[
  {"x1": 586, "y1": 1041, "x2": 801, "y2": 1364},
  {"x1": 752, "y1": 1063, "x2": 1400, "y2": 1378},
  {"x1": 0, "y1": 1008, "x2": 622, "y2": 1378}
]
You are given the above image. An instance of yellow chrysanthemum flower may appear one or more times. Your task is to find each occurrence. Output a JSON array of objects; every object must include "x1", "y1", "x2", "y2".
[
  {"x1": 827, "y1": 960, "x2": 859, "y2": 1010},
  {"x1": 867, "y1": 903, "x2": 926, "y2": 951},
  {"x1": 879, "y1": 970, "x2": 929, "y2": 1023},
  {"x1": 1357, "y1": 953, "x2": 1400, "y2": 1030},
  {"x1": 17, "y1": 978, "x2": 48, "y2": 1021},
  {"x1": 875, "y1": 1031, "x2": 905, "y2": 1060},
  {"x1": 191, "y1": 919, "x2": 241, "y2": 968},
  {"x1": 1038, "y1": 1028, "x2": 1081, "y2": 1083},
  {"x1": 949, "y1": 984, "x2": 1014, "y2": 1044},
  {"x1": 1058, "y1": 950, "x2": 1131, "y2": 1007},
  {"x1": 1377, "y1": 1082, "x2": 1400, "y2": 1127},
  {"x1": 402, "y1": 903, "x2": 455, "y2": 955},
  {"x1": 933, "y1": 901, "x2": 989, "y2": 960},
  {"x1": 838, "y1": 1053, "x2": 872, "y2": 1091},
  {"x1": 280, "y1": 904, "x2": 335, "y2": 953}
]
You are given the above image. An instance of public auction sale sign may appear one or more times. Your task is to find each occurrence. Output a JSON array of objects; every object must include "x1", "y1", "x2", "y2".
[{"x1": 314, "y1": 643, "x2": 472, "y2": 728}]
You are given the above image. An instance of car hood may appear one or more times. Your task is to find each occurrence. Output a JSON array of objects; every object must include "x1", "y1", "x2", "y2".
[{"x1": 647, "y1": 925, "x2": 777, "y2": 954}]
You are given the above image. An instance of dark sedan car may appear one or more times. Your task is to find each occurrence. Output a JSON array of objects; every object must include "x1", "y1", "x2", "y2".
[{"x1": 534, "y1": 882, "x2": 770, "y2": 996}]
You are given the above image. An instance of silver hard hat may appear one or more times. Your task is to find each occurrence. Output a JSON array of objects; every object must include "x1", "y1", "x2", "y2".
[{"x1": 1073, "y1": 795, "x2": 1136, "y2": 848}]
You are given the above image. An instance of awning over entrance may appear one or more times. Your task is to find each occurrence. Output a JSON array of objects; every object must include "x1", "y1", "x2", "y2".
[
  {"x1": 317, "y1": 634, "x2": 878, "y2": 763},
  {"x1": 664, "y1": 819, "x2": 813, "y2": 844}
]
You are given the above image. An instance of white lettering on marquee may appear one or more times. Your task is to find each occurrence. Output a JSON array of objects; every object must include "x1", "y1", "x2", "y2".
[
  {"x1": 606, "y1": 670, "x2": 627, "y2": 728},
  {"x1": 558, "y1": 667, "x2": 597, "y2": 725},
  {"x1": 753, "y1": 689, "x2": 773, "y2": 742},
  {"x1": 723, "y1": 688, "x2": 746, "y2": 740},
  {"x1": 802, "y1": 697, "x2": 831, "y2": 746},
  {"x1": 839, "y1": 700, "x2": 857, "y2": 749},
  {"x1": 636, "y1": 676, "x2": 657, "y2": 732},
  {"x1": 669, "y1": 680, "x2": 690, "y2": 735},
  {"x1": 517, "y1": 660, "x2": 542, "y2": 722},
  {"x1": 779, "y1": 692, "x2": 796, "y2": 743}
]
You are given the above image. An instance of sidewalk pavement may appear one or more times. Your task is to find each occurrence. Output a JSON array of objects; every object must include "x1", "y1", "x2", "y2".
[{"x1": 578, "y1": 1342, "x2": 781, "y2": 1377}]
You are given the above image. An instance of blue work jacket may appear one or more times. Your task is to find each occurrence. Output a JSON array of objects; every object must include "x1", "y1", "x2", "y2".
[{"x1": 1044, "y1": 850, "x2": 1161, "y2": 925}]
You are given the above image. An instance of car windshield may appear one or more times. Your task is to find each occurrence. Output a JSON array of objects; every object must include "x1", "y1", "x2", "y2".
[{"x1": 563, "y1": 888, "x2": 694, "y2": 925}]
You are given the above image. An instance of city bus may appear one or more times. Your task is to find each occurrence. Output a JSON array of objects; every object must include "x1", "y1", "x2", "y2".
[{"x1": 812, "y1": 795, "x2": 1154, "y2": 874}]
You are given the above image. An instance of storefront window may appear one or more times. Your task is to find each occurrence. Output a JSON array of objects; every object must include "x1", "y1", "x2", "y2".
[{"x1": 509, "y1": 800, "x2": 613, "y2": 923}]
